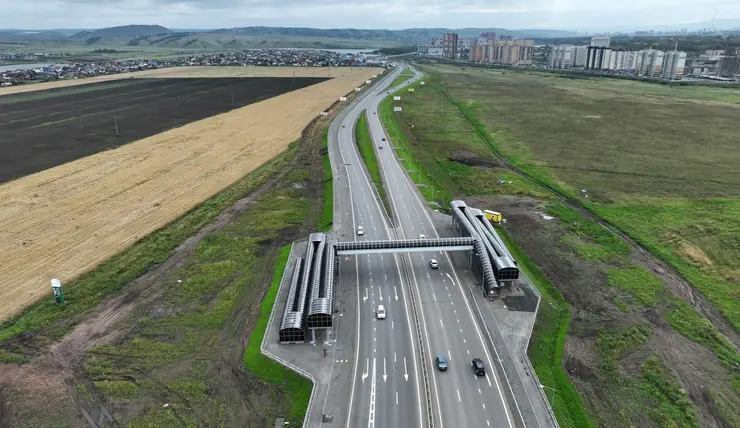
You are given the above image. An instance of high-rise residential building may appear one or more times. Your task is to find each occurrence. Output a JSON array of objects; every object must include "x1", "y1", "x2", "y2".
[
  {"x1": 718, "y1": 54, "x2": 740, "y2": 77},
  {"x1": 574, "y1": 46, "x2": 588, "y2": 67},
  {"x1": 489, "y1": 39, "x2": 533, "y2": 65},
  {"x1": 443, "y1": 33, "x2": 459, "y2": 60},
  {"x1": 480, "y1": 32, "x2": 497, "y2": 42},
  {"x1": 590, "y1": 36, "x2": 611, "y2": 47},
  {"x1": 637, "y1": 49, "x2": 665, "y2": 77},
  {"x1": 662, "y1": 51, "x2": 687, "y2": 79},
  {"x1": 551, "y1": 45, "x2": 575, "y2": 68},
  {"x1": 430, "y1": 38, "x2": 443, "y2": 47}
]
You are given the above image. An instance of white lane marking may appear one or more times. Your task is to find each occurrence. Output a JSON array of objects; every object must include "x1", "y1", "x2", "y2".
[
  {"x1": 364, "y1": 288, "x2": 368, "y2": 301},
  {"x1": 439, "y1": 319, "x2": 444, "y2": 328},
  {"x1": 448, "y1": 349, "x2": 452, "y2": 360},
  {"x1": 457, "y1": 318, "x2": 460, "y2": 323},
  {"x1": 383, "y1": 358, "x2": 387, "y2": 383},
  {"x1": 487, "y1": 422, "x2": 490, "y2": 427},
  {"x1": 467, "y1": 349, "x2": 470, "y2": 355},
  {"x1": 487, "y1": 372, "x2": 492, "y2": 387},
  {"x1": 384, "y1": 273, "x2": 388, "y2": 280},
  {"x1": 396, "y1": 392, "x2": 399, "y2": 405},
  {"x1": 432, "y1": 293, "x2": 437, "y2": 301},
  {"x1": 394, "y1": 352, "x2": 397, "y2": 363},
  {"x1": 427, "y1": 272, "x2": 430, "y2": 279},
  {"x1": 394, "y1": 286, "x2": 398, "y2": 301},
  {"x1": 445, "y1": 272, "x2": 455, "y2": 285},
  {"x1": 392, "y1": 320, "x2": 395, "y2": 330},
  {"x1": 379, "y1": 289, "x2": 383, "y2": 301},
  {"x1": 478, "y1": 388, "x2": 482, "y2": 394},
  {"x1": 483, "y1": 403, "x2": 486, "y2": 410},
  {"x1": 457, "y1": 389, "x2": 461, "y2": 402},
  {"x1": 368, "y1": 358, "x2": 377, "y2": 428},
  {"x1": 404, "y1": 357, "x2": 409, "y2": 381},
  {"x1": 463, "y1": 338, "x2": 466, "y2": 343}
]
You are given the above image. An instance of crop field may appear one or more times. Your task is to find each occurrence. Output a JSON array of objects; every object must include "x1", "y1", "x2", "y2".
[
  {"x1": 0, "y1": 66, "x2": 382, "y2": 321},
  {"x1": 382, "y1": 63, "x2": 740, "y2": 427},
  {"x1": 0, "y1": 77, "x2": 328, "y2": 182}
]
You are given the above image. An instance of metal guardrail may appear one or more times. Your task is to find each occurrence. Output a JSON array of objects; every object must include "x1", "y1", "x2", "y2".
[
  {"x1": 399, "y1": 252, "x2": 435, "y2": 428},
  {"x1": 519, "y1": 271, "x2": 561, "y2": 428}
]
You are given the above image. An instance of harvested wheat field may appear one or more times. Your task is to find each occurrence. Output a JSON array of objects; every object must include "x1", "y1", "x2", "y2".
[
  {"x1": 0, "y1": 65, "x2": 372, "y2": 95},
  {"x1": 0, "y1": 66, "x2": 382, "y2": 320}
]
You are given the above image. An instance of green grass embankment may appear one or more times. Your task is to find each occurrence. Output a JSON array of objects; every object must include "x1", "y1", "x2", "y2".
[
  {"x1": 355, "y1": 111, "x2": 392, "y2": 217},
  {"x1": 320, "y1": 128, "x2": 334, "y2": 232},
  {"x1": 243, "y1": 245, "x2": 313, "y2": 423}
]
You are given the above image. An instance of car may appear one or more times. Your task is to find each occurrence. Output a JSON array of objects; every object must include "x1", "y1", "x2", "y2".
[
  {"x1": 379, "y1": 145, "x2": 383, "y2": 149},
  {"x1": 435, "y1": 353, "x2": 448, "y2": 371},
  {"x1": 342, "y1": 125, "x2": 346, "y2": 128},
  {"x1": 419, "y1": 234, "x2": 426, "y2": 239},
  {"x1": 357, "y1": 226, "x2": 364, "y2": 236},
  {"x1": 429, "y1": 259, "x2": 439, "y2": 269},
  {"x1": 373, "y1": 112, "x2": 377, "y2": 114},
  {"x1": 381, "y1": 137, "x2": 386, "y2": 141},
  {"x1": 376, "y1": 304, "x2": 386, "y2": 319},
  {"x1": 471, "y1": 358, "x2": 486, "y2": 376}
]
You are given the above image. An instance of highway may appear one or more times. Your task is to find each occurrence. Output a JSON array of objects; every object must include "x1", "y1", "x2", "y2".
[
  {"x1": 328, "y1": 67, "x2": 425, "y2": 428},
  {"x1": 365, "y1": 67, "x2": 517, "y2": 428},
  {"x1": 330, "y1": 65, "x2": 519, "y2": 428}
]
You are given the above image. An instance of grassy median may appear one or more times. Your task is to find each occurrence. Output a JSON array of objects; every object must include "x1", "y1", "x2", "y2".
[{"x1": 355, "y1": 111, "x2": 392, "y2": 217}]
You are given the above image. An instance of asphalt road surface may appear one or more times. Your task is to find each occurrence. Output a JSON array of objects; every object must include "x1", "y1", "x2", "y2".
[
  {"x1": 330, "y1": 65, "x2": 519, "y2": 428},
  {"x1": 328, "y1": 67, "x2": 425, "y2": 428},
  {"x1": 365, "y1": 67, "x2": 517, "y2": 428}
]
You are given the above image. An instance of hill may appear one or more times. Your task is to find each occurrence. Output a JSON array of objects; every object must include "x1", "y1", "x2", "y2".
[
  {"x1": 217, "y1": 26, "x2": 581, "y2": 43},
  {"x1": 71, "y1": 25, "x2": 172, "y2": 40}
]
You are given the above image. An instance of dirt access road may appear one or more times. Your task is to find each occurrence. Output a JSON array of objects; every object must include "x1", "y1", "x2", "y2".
[{"x1": 0, "y1": 66, "x2": 382, "y2": 321}]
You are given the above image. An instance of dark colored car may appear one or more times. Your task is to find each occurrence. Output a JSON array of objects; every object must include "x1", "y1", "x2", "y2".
[
  {"x1": 436, "y1": 354, "x2": 448, "y2": 371},
  {"x1": 471, "y1": 358, "x2": 486, "y2": 376}
]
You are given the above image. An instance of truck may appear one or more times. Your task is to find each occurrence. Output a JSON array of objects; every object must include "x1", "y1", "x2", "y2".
[{"x1": 484, "y1": 210, "x2": 502, "y2": 223}]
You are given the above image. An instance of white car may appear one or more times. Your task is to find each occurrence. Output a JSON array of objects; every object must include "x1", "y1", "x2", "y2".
[
  {"x1": 376, "y1": 304, "x2": 386, "y2": 319},
  {"x1": 357, "y1": 226, "x2": 364, "y2": 236},
  {"x1": 430, "y1": 259, "x2": 439, "y2": 269},
  {"x1": 419, "y1": 234, "x2": 426, "y2": 239}
]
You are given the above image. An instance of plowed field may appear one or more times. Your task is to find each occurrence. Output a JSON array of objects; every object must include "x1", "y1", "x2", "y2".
[{"x1": 0, "y1": 66, "x2": 382, "y2": 320}]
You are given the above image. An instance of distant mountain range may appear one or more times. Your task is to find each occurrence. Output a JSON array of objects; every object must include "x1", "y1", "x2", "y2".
[{"x1": 0, "y1": 24, "x2": 580, "y2": 48}]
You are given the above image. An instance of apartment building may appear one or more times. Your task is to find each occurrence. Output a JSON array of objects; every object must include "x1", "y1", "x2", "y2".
[
  {"x1": 663, "y1": 51, "x2": 687, "y2": 79},
  {"x1": 443, "y1": 33, "x2": 459, "y2": 60}
]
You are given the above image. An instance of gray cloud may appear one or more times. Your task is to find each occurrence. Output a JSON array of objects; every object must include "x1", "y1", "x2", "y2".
[{"x1": 1, "y1": 0, "x2": 738, "y2": 31}]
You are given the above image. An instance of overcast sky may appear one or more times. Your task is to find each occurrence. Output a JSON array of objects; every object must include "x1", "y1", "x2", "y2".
[{"x1": 3, "y1": 0, "x2": 739, "y2": 31}]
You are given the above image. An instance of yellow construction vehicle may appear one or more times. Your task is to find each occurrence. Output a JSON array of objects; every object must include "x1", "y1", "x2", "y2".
[{"x1": 484, "y1": 210, "x2": 502, "y2": 223}]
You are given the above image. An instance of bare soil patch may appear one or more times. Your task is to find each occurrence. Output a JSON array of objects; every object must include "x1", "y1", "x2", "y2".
[
  {"x1": 466, "y1": 194, "x2": 738, "y2": 428},
  {"x1": 0, "y1": 66, "x2": 381, "y2": 321},
  {"x1": 0, "y1": 77, "x2": 327, "y2": 182}
]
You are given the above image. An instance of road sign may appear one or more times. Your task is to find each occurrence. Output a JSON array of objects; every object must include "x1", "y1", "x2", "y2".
[
  {"x1": 408, "y1": 88, "x2": 415, "y2": 92},
  {"x1": 355, "y1": 88, "x2": 362, "y2": 92},
  {"x1": 420, "y1": 81, "x2": 426, "y2": 85},
  {"x1": 393, "y1": 96, "x2": 401, "y2": 101},
  {"x1": 339, "y1": 96, "x2": 347, "y2": 101},
  {"x1": 366, "y1": 80, "x2": 372, "y2": 84},
  {"x1": 51, "y1": 278, "x2": 65, "y2": 304},
  {"x1": 394, "y1": 107, "x2": 403, "y2": 112}
]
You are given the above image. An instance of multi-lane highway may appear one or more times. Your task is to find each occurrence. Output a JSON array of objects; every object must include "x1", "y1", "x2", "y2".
[
  {"x1": 328, "y1": 67, "x2": 424, "y2": 428},
  {"x1": 329, "y1": 65, "x2": 519, "y2": 428}
]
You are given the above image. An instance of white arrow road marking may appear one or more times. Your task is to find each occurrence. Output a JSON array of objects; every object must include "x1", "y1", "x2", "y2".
[
  {"x1": 379, "y1": 289, "x2": 383, "y2": 301},
  {"x1": 404, "y1": 357, "x2": 409, "y2": 381},
  {"x1": 364, "y1": 288, "x2": 368, "y2": 302},
  {"x1": 457, "y1": 389, "x2": 461, "y2": 402},
  {"x1": 394, "y1": 286, "x2": 399, "y2": 301},
  {"x1": 440, "y1": 319, "x2": 444, "y2": 328},
  {"x1": 383, "y1": 358, "x2": 387, "y2": 382},
  {"x1": 362, "y1": 358, "x2": 369, "y2": 382},
  {"x1": 446, "y1": 272, "x2": 455, "y2": 285}
]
